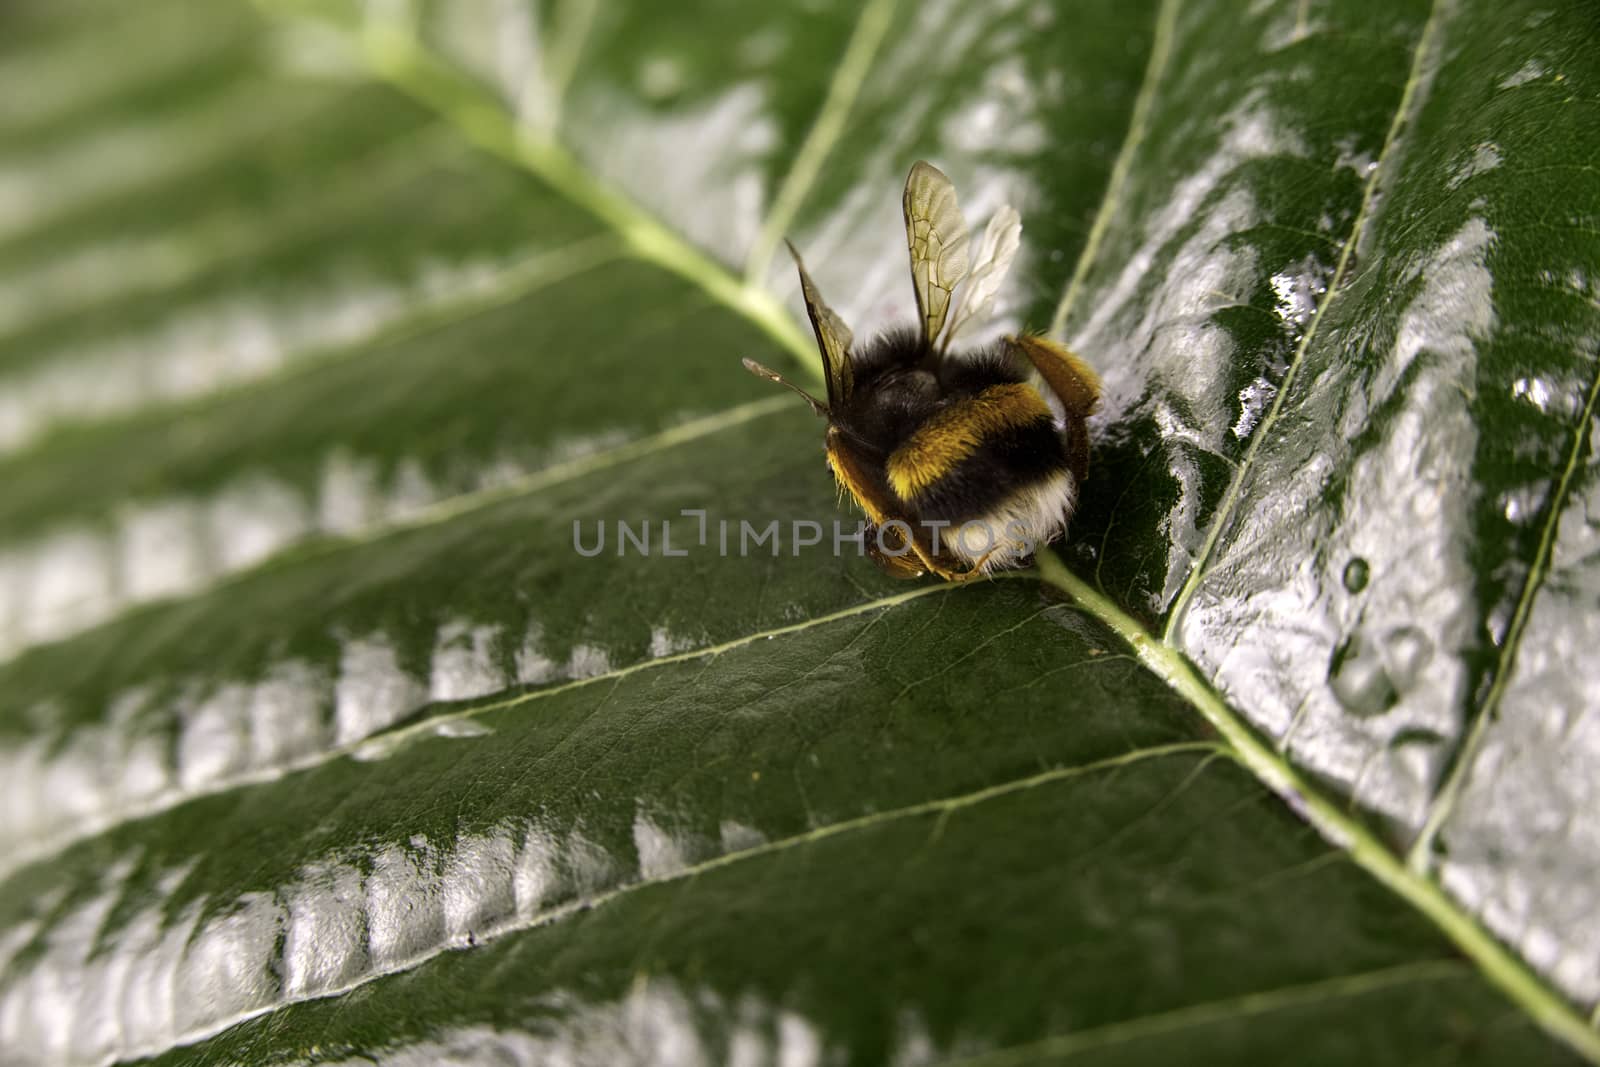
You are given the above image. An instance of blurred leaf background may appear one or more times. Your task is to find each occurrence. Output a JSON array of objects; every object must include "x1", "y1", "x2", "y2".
[{"x1": 2, "y1": 0, "x2": 1600, "y2": 1063}]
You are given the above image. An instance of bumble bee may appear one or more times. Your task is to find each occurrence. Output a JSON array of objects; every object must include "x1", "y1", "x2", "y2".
[{"x1": 744, "y1": 160, "x2": 1101, "y2": 581}]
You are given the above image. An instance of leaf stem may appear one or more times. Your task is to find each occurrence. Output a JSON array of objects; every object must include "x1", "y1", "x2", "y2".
[{"x1": 1036, "y1": 552, "x2": 1600, "y2": 1065}]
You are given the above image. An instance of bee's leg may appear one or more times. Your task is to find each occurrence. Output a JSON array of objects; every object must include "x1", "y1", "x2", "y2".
[
  {"x1": 939, "y1": 566, "x2": 983, "y2": 583},
  {"x1": 886, "y1": 531, "x2": 956, "y2": 581},
  {"x1": 908, "y1": 540, "x2": 956, "y2": 580},
  {"x1": 1005, "y1": 334, "x2": 1100, "y2": 417},
  {"x1": 867, "y1": 526, "x2": 962, "y2": 582},
  {"x1": 866, "y1": 535, "x2": 928, "y2": 579},
  {"x1": 937, "y1": 547, "x2": 1001, "y2": 582},
  {"x1": 1006, "y1": 334, "x2": 1100, "y2": 484},
  {"x1": 831, "y1": 437, "x2": 951, "y2": 581}
]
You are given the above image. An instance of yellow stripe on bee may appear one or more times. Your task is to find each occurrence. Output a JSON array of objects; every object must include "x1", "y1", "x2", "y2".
[
  {"x1": 826, "y1": 431, "x2": 894, "y2": 527},
  {"x1": 886, "y1": 383, "x2": 1051, "y2": 500}
]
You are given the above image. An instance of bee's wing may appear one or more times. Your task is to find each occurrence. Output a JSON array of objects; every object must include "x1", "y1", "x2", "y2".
[
  {"x1": 943, "y1": 204, "x2": 1021, "y2": 347},
  {"x1": 785, "y1": 240, "x2": 854, "y2": 405},
  {"x1": 903, "y1": 160, "x2": 971, "y2": 347}
]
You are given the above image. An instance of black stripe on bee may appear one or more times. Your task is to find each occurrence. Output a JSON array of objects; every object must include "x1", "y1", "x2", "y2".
[{"x1": 898, "y1": 414, "x2": 1071, "y2": 525}]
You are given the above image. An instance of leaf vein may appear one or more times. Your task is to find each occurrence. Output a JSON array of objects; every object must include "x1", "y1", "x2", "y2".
[
  {"x1": 137, "y1": 739, "x2": 1220, "y2": 1060},
  {"x1": 1036, "y1": 552, "x2": 1600, "y2": 1064},
  {"x1": 1163, "y1": 0, "x2": 1448, "y2": 638},
  {"x1": 1408, "y1": 342, "x2": 1600, "y2": 869},
  {"x1": 300, "y1": 7, "x2": 817, "y2": 367},
  {"x1": 937, "y1": 959, "x2": 1470, "y2": 1067},
  {"x1": 0, "y1": 396, "x2": 799, "y2": 878},
  {"x1": 1048, "y1": 0, "x2": 1179, "y2": 338},
  {"x1": 745, "y1": 0, "x2": 899, "y2": 284}
]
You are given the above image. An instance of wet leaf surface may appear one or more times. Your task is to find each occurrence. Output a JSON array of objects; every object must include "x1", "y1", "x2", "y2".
[{"x1": 1, "y1": 0, "x2": 1598, "y2": 1063}]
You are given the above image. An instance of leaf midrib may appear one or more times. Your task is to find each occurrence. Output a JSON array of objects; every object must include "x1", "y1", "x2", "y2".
[
  {"x1": 1093, "y1": 0, "x2": 1599, "y2": 1039},
  {"x1": 1036, "y1": 554, "x2": 1600, "y2": 1063},
  {"x1": 0, "y1": 0, "x2": 903, "y2": 847},
  {"x1": 12, "y1": 0, "x2": 1600, "y2": 1062},
  {"x1": 344, "y1": 8, "x2": 817, "y2": 371}
]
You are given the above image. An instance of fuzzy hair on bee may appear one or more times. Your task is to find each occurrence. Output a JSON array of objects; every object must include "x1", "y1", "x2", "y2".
[{"x1": 743, "y1": 160, "x2": 1100, "y2": 581}]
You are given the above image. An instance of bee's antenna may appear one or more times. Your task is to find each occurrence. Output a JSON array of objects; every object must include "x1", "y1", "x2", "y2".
[{"x1": 742, "y1": 358, "x2": 829, "y2": 417}]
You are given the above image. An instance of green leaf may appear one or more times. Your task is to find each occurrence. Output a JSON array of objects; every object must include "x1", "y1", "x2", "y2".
[{"x1": 1, "y1": 0, "x2": 1598, "y2": 1063}]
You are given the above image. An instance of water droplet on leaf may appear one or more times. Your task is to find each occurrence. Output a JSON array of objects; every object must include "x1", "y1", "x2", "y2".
[
  {"x1": 1342, "y1": 557, "x2": 1370, "y2": 593},
  {"x1": 1383, "y1": 625, "x2": 1433, "y2": 689},
  {"x1": 1328, "y1": 630, "x2": 1398, "y2": 716}
]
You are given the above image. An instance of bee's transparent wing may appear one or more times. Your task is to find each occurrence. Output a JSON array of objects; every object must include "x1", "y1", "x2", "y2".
[
  {"x1": 785, "y1": 240, "x2": 854, "y2": 405},
  {"x1": 943, "y1": 204, "x2": 1021, "y2": 347},
  {"x1": 902, "y1": 160, "x2": 970, "y2": 346}
]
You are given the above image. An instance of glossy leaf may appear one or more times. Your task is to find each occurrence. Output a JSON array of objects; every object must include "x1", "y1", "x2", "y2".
[{"x1": 1, "y1": 0, "x2": 1598, "y2": 1064}]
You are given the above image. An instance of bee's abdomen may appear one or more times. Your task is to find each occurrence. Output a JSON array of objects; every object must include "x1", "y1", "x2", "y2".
[{"x1": 885, "y1": 383, "x2": 1063, "y2": 510}]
